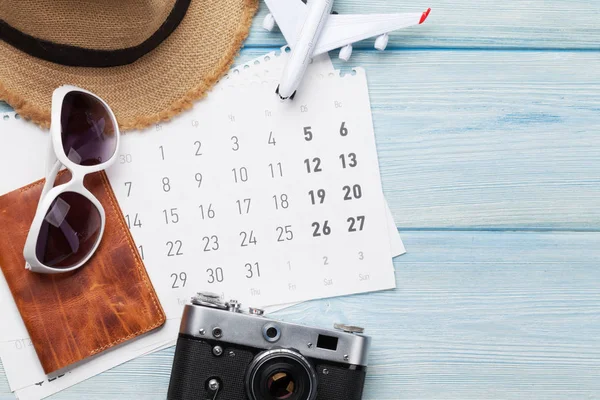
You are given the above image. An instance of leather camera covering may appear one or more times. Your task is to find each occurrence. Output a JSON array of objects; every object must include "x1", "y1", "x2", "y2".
[{"x1": 0, "y1": 171, "x2": 166, "y2": 374}]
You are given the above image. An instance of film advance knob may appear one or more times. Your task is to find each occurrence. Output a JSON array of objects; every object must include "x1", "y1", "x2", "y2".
[{"x1": 333, "y1": 323, "x2": 365, "y2": 334}]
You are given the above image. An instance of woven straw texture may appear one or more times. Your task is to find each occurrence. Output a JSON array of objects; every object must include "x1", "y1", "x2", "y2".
[
  {"x1": 0, "y1": 0, "x2": 259, "y2": 131},
  {"x1": 0, "y1": 0, "x2": 177, "y2": 50}
]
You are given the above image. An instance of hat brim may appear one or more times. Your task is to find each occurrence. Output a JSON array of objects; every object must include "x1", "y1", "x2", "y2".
[{"x1": 0, "y1": 0, "x2": 258, "y2": 131}]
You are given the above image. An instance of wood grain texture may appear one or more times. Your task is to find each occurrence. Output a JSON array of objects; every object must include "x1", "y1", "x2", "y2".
[
  {"x1": 244, "y1": 1, "x2": 600, "y2": 49},
  {"x1": 0, "y1": 231, "x2": 598, "y2": 399}
]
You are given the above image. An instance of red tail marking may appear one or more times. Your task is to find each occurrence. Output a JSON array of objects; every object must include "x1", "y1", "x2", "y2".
[{"x1": 419, "y1": 8, "x2": 431, "y2": 24}]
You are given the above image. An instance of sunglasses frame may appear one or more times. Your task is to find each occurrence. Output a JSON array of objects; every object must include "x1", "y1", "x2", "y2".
[{"x1": 23, "y1": 85, "x2": 120, "y2": 274}]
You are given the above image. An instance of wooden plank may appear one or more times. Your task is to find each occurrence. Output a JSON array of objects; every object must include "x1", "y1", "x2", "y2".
[
  {"x1": 0, "y1": 230, "x2": 597, "y2": 399},
  {"x1": 363, "y1": 50, "x2": 600, "y2": 229},
  {"x1": 246, "y1": 0, "x2": 600, "y2": 49}
]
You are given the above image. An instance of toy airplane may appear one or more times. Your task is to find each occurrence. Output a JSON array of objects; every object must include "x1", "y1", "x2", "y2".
[{"x1": 263, "y1": 0, "x2": 431, "y2": 100}]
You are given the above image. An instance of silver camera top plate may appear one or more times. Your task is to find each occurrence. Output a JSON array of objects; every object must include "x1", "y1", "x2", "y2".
[{"x1": 179, "y1": 301, "x2": 371, "y2": 367}]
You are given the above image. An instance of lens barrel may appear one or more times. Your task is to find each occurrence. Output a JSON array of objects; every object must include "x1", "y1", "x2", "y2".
[{"x1": 246, "y1": 349, "x2": 318, "y2": 400}]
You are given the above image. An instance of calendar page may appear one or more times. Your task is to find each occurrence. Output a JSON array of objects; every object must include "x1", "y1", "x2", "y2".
[{"x1": 107, "y1": 67, "x2": 396, "y2": 317}]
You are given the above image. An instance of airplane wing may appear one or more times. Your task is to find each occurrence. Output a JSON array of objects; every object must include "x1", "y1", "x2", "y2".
[
  {"x1": 313, "y1": 10, "x2": 430, "y2": 56},
  {"x1": 263, "y1": 0, "x2": 307, "y2": 46}
]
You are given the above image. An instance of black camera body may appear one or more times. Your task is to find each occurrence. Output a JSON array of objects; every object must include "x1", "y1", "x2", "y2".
[{"x1": 167, "y1": 293, "x2": 370, "y2": 400}]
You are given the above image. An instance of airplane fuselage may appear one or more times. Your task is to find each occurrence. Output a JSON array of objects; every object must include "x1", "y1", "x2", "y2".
[{"x1": 277, "y1": 0, "x2": 333, "y2": 99}]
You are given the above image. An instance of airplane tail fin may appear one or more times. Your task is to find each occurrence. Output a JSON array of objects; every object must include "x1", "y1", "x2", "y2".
[{"x1": 419, "y1": 8, "x2": 431, "y2": 24}]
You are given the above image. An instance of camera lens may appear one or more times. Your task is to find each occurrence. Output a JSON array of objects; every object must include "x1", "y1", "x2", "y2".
[
  {"x1": 246, "y1": 349, "x2": 318, "y2": 400},
  {"x1": 267, "y1": 371, "x2": 295, "y2": 399}
]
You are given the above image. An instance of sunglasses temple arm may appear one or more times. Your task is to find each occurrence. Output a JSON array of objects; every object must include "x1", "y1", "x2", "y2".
[
  {"x1": 45, "y1": 132, "x2": 59, "y2": 175},
  {"x1": 30, "y1": 159, "x2": 62, "y2": 225},
  {"x1": 39, "y1": 132, "x2": 61, "y2": 200},
  {"x1": 40, "y1": 159, "x2": 62, "y2": 200}
]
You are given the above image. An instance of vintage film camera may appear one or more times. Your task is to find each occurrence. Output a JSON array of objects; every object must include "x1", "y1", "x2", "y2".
[{"x1": 167, "y1": 292, "x2": 370, "y2": 400}]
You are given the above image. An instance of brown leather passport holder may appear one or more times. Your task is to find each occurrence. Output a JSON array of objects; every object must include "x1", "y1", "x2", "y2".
[{"x1": 0, "y1": 171, "x2": 166, "y2": 374}]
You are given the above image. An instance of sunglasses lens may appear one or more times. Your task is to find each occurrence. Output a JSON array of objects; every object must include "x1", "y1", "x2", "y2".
[
  {"x1": 35, "y1": 192, "x2": 102, "y2": 269},
  {"x1": 61, "y1": 91, "x2": 117, "y2": 166}
]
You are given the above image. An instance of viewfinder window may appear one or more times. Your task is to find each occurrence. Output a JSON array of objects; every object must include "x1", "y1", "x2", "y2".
[{"x1": 317, "y1": 334, "x2": 339, "y2": 351}]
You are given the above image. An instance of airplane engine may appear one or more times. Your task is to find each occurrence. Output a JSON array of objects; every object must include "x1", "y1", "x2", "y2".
[
  {"x1": 374, "y1": 33, "x2": 389, "y2": 51},
  {"x1": 263, "y1": 13, "x2": 276, "y2": 31},
  {"x1": 339, "y1": 44, "x2": 353, "y2": 62}
]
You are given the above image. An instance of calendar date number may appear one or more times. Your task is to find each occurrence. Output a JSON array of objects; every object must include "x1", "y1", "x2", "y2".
[
  {"x1": 276, "y1": 225, "x2": 294, "y2": 242},
  {"x1": 166, "y1": 240, "x2": 183, "y2": 256},
  {"x1": 125, "y1": 213, "x2": 142, "y2": 229},
  {"x1": 163, "y1": 208, "x2": 179, "y2": 224},
  {"x1": 240, "y1": 231, "x2": 258, "y2": 247},
  {"x1": 339, "y1": 121, "x2": 348, "y2": 137},
  {"x1": 231, "y1": 136, "x2": 240, "y2": 151},
  {"x1": 304, "y1": 157, "x2": 322, "y2": 174},
  {"x1": 203, "y1": 236, "x2": 220, "y2": 251},
  {"x1": 199, "y1": 204, "x2": 215, "y2": 219},
  {"x1": 273, "y1": 194, "x2": 289, "y2": 210},
  {"x1": 309, "y1": 189, "x2": 326, "y2": 205},
  {"x1": 171, "y1": 272, "x2": 187, "y2": 288},
  {"x1": 162, "y1": 177, "x2": 171, "y2": 192},
  {"x1": 207, "y1": 267, "x2": 224, "y2": 283},
  {"x1": 347, "y1": 216, "x2": 366, "y2": 232},
  {"x1": 245, "y1": 262, "x2": 261, "y2": 278},
  {"x1": 303, "y1": 126, "x2": 313, "y2": 141},
  {"x1": 124, "y1": 181, "x2": 132, "y2": 197},
  {"x1": 119, "y1": 154, "x2": 133, "y2": 164},
  {"x1": 269, "y1": 162, "x2": 283, "y2": 178},
  {"x1": 312, "y1": 221, "x2": 331, "y2": 237},
  {"x1": 343, "y1": 184, "x2": 362, "y2": 200},
  {"x1": 339, "y1": 153, "x2": 357, "y2": 168},
  {"x1": 195, "y1": 173, "x2": 203, "y2": 188},
  {"x1": 237, "y1": 198, "x2": 251, "y2": 215},
  {"x1": 194, "y1": 141, "x2": 203, "y2": 156},
  {"x1": 232, "y1": 167, "x2": 249, "y2": 183}
]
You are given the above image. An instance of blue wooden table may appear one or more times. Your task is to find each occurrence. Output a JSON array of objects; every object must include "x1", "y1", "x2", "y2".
[{"x1": 1, "y1": 0, "x2": 599, "y2": 398}]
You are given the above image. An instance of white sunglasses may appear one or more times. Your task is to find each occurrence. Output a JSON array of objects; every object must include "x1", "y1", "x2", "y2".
[{"x1": 23, "y1": 85, "x2": 120, "y2": 274}]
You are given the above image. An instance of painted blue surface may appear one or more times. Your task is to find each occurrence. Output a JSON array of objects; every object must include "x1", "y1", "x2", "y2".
[{"x1": 1, "y1": 0, "x2": 599, "y2": 398}]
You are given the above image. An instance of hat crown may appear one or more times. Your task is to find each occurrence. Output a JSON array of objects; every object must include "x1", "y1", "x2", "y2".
[
  {"x1": 0, "y1": 0, "x2": 177, "y2": 51},
  {"x1": 0, "y1": 0, "x2": 259, "y2": 131}
]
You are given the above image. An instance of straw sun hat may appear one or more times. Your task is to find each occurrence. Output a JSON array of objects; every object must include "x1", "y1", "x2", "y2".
[{"x1": 0, "y1": 0, "x2": 258, "y2": 130}]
